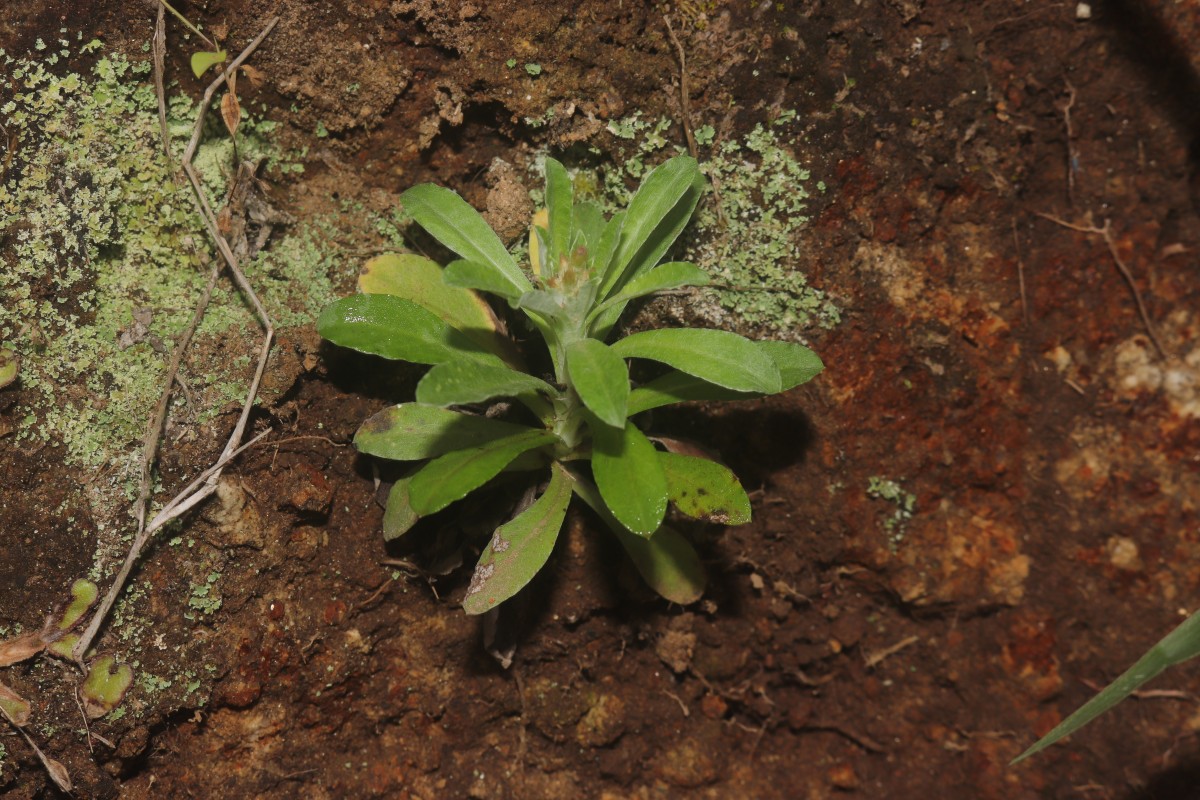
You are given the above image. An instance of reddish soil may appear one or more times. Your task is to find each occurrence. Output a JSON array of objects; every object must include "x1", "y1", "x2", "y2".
[{"x1": 3, "y1": 0, "x2": 1200, "y2": 798}]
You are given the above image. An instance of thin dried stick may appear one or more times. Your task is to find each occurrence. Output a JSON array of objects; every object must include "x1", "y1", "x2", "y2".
[
  {"x1": 1036, "y1": 211, "x2": 1167, "y2": 359},
  {"x1": 73, "y1": 19, "x2": 279, "y2": 664},
  {"x1": 663, "y1": 15, "x2": 697, "y2": 159},
  {"x1": 1011, "y1": 217, "x2": 1028, "y2": 322},
  {"x1": 152, "y1": 4, "x2": 172, "y2": 169},
  {"x1": 1058, "y1": 80, "x2": 1077, "y2": 205}
]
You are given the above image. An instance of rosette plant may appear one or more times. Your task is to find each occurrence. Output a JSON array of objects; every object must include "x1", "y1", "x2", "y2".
[{"x1": 318, "y1": 155, "x2": 822, "y2": 614}]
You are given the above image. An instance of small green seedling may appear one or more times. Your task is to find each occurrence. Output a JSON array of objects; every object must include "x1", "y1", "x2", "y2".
[
  {"x1": 1014, "y1": 607, "x2": 1200, "y2": 763},
  {"x1": 318, "y1": 155, "x2": 823, "y2": 614},
  {"x1": 156, "y1": 0, "x2": 227, "y2": 77},
  {"x1": 80, "y1": 655, "x2": 133, "y2": 719}
]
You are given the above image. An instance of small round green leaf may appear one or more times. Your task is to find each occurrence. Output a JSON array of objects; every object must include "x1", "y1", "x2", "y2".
[{"x1": 566, "y1": 339, "x2": 629, "y2": 428}]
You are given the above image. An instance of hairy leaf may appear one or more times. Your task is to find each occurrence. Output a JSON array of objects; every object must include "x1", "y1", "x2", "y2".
[
  {"x1": 614, "y1": 524, "x2": 706, "y2": 605},
  {"x1": 658, "y1": 452, "x2": 751, "y2": 525},
  {"x1": 566, "y1": 339, "x2": 629, "y2": 428},
  {"x1": 545, "y1": 157, "x2": 573, "y2": 267},
  {"x1": 627, "y1": 340, "x2": 822, "y2": 414},
  {"x1": 443, "y1": 259, "x2": 525, "y2": 302},
  {"x1": 572, "y1": 479, "x2": 705, "y2": 604},
  {"x1": 756, "y1": 340, "x2": 825, "y2": 390},
  {"x1": 628, "y1": 371, "x2": 752, "y2": 415},
  {"x1": 355, "y1": 403, "x2": 535, "y2": 461},
  {"x1": 409, "y1": 430, "x2": 559, "y2": 515},
  {"x1": 600, "y1": 157, "x2": 700, "y2": 295},
  {"x1": 515, "y1": 290, "x2": 568, "y2": 320},
  {"x1": 416, "y1": 359, "x2": 555, "y2": 409},
  {"x1": 591, "y1": 420, "x2": 668, "y2": 535},
  {"x1": 383, "y1": 477, "x2": 420, "y2": 541},
  {"x1": 358, "y1": 253, "x2": 518, "y2": 364},
  {"x1": 318, "y1": 294, "x2": 495, "y2": 366},
  {"x1": 1014, "y1": 608, "x2": 1200, "y2": 763},
  {"x1": 573, "y1": 201, "x2": 606, "y2": 254},
  {"x1": 613, "y1": 328, "x2": 782, "y2": 393},
  {"x1": 401, "y1": 183, "x2": 532, "y2": 296},
  {"x1": 462, "y1": 465, "x2": 573, "y2": 614}
]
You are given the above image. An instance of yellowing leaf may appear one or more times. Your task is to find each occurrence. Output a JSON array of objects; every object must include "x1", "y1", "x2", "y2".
[{"x1": 190, "y1": 49, "x2": 227, "y2": 79}]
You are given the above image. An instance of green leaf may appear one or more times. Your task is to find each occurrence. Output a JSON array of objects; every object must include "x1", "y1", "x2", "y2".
[
  {"x1": 588, "y1": 261, "x2": 709, "y2": 329},
  {"x1": 612, "y1": 328, "x2": 782, "y2": 393},
  {"x1": 318, "y1": 294, "x2": 495, "y2": 365},
  {"x1": 357, "y1": 253, "x2": 518, "y2": 365},
  {"x1": 383, "y1": 477, "x2": 420, "y2": 541},
  {"x1": 573, "y1": 201, "x2": 606, "y2": 253},
  {"x1": 545, "y1": 157, "x2": 573, "y2": 266},
  {"x1": 401, "y1": 183, "x2": 533, "y2": 296},
  {"x1": 415, "y1": 359, "x2": 555, "y2": 410},
  {"x1": 614, "y1": 524, "x2": 706, "y2": 605},
  {"x1": 443, "y1": 259, "x2": 524, "y2": 301},
  {"x1": 626, "y1": 340, "x2": 823, "y2": 414},
  {"x1": 515, "y1": 290, "x2": 567, "y2": 320},
  {"x1": 628, "y1": 371, "x2": 753, "y2": 415},
  {"x1": 462, "y1": 465, "x2": 573, "y2": 614},
  {"x1": 565, "y1": 339, "x2": 629, "y2": 428},
  {"x1": 600, "y1": 156, "x2": 700, "y2": 295},
  {"x1": 355, "y1": 403, "x2": 535, "y2": 461},
  {"x1": 80, "y1": 655, "x2": 133, "y2": 719},
  {"x1": 614, "y1": 171, "x2": 706, "y2": 291},
  {"x1": 1014, "y1": 609, "x2": 1200, "y2": 763},
  {"x1": 409, "y1": 430, "x2": 559, "y2": 515},
  {"x1": 658, "y1": 452, "x2": 751, "y2": 524},
  {"x1": 190, "y1": 49, "x2": 227, "y2": 78},
  {"x1": 591, "y1": 210, "x2": 625, "y2": 278},
  {"x1": 591, "y1": 420, "x2": 668, "y2": 535},
  {"x1": 756, "y1": 340, "x2": 824, "y2": 390},
  {"x1": 571, "y1": 478, "x2": 705, "y2": 604},
  {"x1": 0, "y1": 348, "x2": 17, "y2": 389},
  {"x1": 613, "y1": 261, "x2": 710, "y2": 299}
]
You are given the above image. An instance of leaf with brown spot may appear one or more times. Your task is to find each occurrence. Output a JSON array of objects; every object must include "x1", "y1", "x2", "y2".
[{"x1": 657, "y1": 451, "x2": 751, "y2": 525}]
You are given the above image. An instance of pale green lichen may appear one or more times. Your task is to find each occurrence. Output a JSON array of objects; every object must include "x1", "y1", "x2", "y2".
[
  {"x1": 0, "y1": 42, "x2": 339, "y2": 492},
  {"x1": 867, "y1": 475, "x2": 916, "y2": 549}
]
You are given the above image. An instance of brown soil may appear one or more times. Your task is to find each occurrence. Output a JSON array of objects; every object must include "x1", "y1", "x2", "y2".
[{"x1": 4, "y1": 0, "x2": 1200, "y2": 798}]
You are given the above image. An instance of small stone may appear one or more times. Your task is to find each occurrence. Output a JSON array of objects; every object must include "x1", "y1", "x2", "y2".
[
  {"x1": 1106, "y1": 535, "x2": 1142, "y2": 571},
  {"x1": 828, "y1": 762, "x2": 859, "y2": 791},
  {"x1": 1075, "y1": 2, "x2": 1092, "y2": 19}
]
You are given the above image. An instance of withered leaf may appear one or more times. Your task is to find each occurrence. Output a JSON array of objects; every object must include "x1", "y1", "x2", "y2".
[
  {"x1": 221, "y1": 90, "x2": 242, "y2": 137},
  {"x1": 0, "y1": 680, "x2": 32, "y2": 726}
]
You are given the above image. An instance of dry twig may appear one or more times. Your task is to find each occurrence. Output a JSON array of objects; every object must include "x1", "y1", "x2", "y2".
[
  {"x1": 663, "y1": 15, "x2": 697, "y2": 159},
  {"x1": 1035, "y1": 211, "x2": 1167, "y2": 359},
  {"x1": 73, "y1": 18, "x2": 280, "y2": 664}
]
